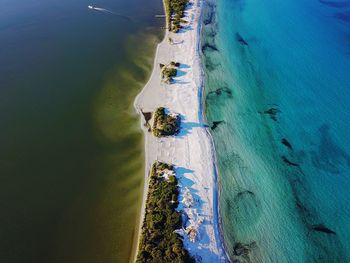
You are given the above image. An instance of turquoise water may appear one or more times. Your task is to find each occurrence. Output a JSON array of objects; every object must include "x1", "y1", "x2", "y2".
[{"x1": 202, "y1": 0, "x2": 350, "y2": 261}]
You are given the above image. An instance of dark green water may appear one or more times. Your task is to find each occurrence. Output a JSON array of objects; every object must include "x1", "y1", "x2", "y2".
[{"x1": 0, "y1": 0, "x2": 163, "y2": 262}]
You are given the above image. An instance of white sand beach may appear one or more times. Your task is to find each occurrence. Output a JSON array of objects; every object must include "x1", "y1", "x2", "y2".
[{"x1": 134, "y1": 0, "x2": 228, "y2": 261}]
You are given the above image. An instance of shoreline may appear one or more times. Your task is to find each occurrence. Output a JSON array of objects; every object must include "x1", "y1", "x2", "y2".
[
  {"x1": 198, "y1": 0, "x2": 231, "y2": 259},
  {"x1": 197, "y1": 1, "x2": 230, "y2": 260},
  {"x1": 131, "y1": 0, "x2": 168, "y2": 261},
  {"x1": 133, "y1": 0, "x2": 228, "y2": 261}
]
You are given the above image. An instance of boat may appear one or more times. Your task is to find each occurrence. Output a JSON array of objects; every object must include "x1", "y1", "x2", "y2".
[{"x1": 88, "y1": 5, "x2": 95, "y2": 9}]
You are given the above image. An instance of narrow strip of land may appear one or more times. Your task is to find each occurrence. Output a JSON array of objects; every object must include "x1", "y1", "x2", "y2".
[{"x1": 134, "y1": 0, "x2": 228, "y2": 261}]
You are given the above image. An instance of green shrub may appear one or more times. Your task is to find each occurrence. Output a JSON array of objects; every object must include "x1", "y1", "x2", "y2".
[
  {"x1": 164, "y1": 0, "x2": 189, "y2": 33},
  {"x1": 162, "y1": 66, "x2": 178, "y2": 82},
  {"x1": 136, "y1": 162, "x2": 194, "y2": 263},
  {"x1": 152, "y1": 107, "x2": 180, "y2": 137}
]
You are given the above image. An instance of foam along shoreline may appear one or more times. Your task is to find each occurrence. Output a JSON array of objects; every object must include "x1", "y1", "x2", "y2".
[{"x1": 134, "y1": 0, "x2": 228, "y2": 261}]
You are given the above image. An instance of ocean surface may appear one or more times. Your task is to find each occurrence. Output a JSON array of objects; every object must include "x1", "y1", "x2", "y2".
[
  {"x1": 201, "y1": 0, "x2": 350, "y2": 262},
  {"x1": 0, "y1": 0, "x2": 163, "y2": 262}
]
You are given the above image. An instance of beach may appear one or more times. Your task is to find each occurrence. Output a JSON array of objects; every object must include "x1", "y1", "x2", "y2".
[{"x1": 134, "y1": 0, "x2": 228, "y2": 261}]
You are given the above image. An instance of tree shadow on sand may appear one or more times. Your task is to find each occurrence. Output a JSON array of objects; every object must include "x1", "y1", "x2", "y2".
[
  {"x1": 175, "y1": 166, "x2": 195, "y2": 187},
  {"x1": 174, "y1": 80, "x2": 191, "y2": 85},
  {"x1": 177, "y1": 3, "x2": 194, "y2": 34},
  {"x1": 175, "y1": 69, "x2": 187, "y2": 78},
  {"x1": 173, "y1": 64, "x2": 190, "y2": 84},
  {"x1": 179, "y1": 63, "x2": 190, "y2": 69},
  {"x1": 175, "y1": 166, "x2": 211, "y2": 246},
  {"x1": 177, "y1": 114, "x2": 209, "y2": 137}
]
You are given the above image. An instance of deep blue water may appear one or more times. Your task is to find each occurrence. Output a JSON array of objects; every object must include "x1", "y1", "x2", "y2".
[{"x1": 202, "y1": 0, "x2": 350, "y2": 261}]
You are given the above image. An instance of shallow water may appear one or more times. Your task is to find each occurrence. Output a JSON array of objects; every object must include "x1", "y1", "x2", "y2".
[
  {"x1": 0, "y1": 0, "x2": 163, "y2": 262},
  {"x1": 201, "y1": 0, "x2": 350, "y2": 261}
]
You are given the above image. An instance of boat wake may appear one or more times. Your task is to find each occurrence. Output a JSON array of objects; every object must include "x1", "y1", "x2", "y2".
[
  {"x1": 88, "y1": 5, "x2": 131, "y2": 20},
  {"x1": 92, "y1": 7, "x2": 114, "y2": 14}
]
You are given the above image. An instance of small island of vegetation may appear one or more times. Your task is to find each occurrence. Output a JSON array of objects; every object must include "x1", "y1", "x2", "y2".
[
  {"x1": 136, "y1": 161, "x2": 194, "y2": 263},
  {"x1": 164, "y1": 0, "x2": 189, "y2": 32},
  {"x1": 152, "y1": 107, "x2": 180, "y2": 137},
  {"x1": 162, "y1": 66, "x2": 177, "y2": 83},
  {"x1": 161, "y1": 62, "x2": 180, "y2": 83}
]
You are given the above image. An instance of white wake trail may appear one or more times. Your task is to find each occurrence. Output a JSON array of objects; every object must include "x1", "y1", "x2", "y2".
[
  {"x1": 93, "y1": 7, "x2": 114, "y2": 14},
  {"x1": 88, "y1": 6, "x2": 132, "y2": 21}
]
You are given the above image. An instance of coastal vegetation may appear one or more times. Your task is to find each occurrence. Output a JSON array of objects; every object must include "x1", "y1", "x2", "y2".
[
  {"x1": 161, "y1": 62, "x2": 180, "y2": 83},
  {"x1": 152, "y1": 107, "x2": 180, "y2": 137},
  {"x1": 136, "y1": 162, "x2": 194, "y2": 263},
  {"x1": 162, "y1": 66, "x2": 177, "y2": 82},
  {"x1": 164, "y1": 0, "x2": 189, "y2": 32}
]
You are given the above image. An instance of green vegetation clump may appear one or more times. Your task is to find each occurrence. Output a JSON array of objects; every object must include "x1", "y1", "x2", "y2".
[
  {"x1": 164, "y1": 0, "x2": 189, "y2": 32},
  {"x1": 162, "y1": 66, "x2": 178, "y2": 82},
  {"x1": 136, "y1": 162, "x2": 194, "y2": 263},
  {"x1": 152, "y1": 107, "x2": 180, "y2": 137}
]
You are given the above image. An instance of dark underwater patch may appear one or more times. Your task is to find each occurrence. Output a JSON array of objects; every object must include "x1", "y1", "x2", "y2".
[
  {"x1": 202, "y1": 43, "x2": 219, "y2": 53},
  {"x1": 204, "y1": 56, "x2": 219, "y2": 71},
  {"x1": 281, "y1": 138, "x2": 293, "y2": 150},
  {"x1": 295, "y1": 198, "x2": 310, "y2": 215},
  {"x1": 334, "y1": 12, "x2": 350, "y2": 22},
  {"x1": 312, "y1": 224, "x2": 336, "y2": 235},
  {"x1": 232, "y1": 241, "x2": 257, "y2": 260},
  {"x1": 282, "y1": 156, "x2": 300, "y2": 167},
  {"x1": 236, "y1": 32, "x2": 249, "y2": 46},
  {"x1": 311, "y1": 124, "x2": 350, "y2": 174},
  {"x1": 211, "y1": 120, "x2": 224, "y2": 130},
  {"x1": 206, "y1": 30, "x2": 217, "y2": 38},
  {"x1": 230, "y1": 189, "x2": 262, "y2": 227},
  {"x1": 261, "y1": 107, "x2": 281, "y2": 121},
  {"x1": 207, "y1": 87, "x2": 233, "y2": 99},
  {"x1": 236, "y1": 190, "x2": 254, "y2": 197},
  {"x1": 319, "y1": 0, "x2": 350, "y2": 8},
  {"x1": 203, "y1": 3, "x2": 215, "y2": 25}
]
